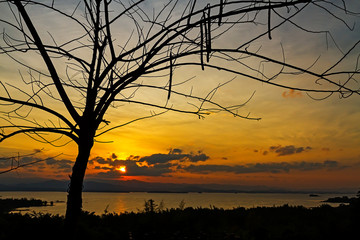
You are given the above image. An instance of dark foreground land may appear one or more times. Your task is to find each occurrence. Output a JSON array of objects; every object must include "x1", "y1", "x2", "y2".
[{"x1": 1, "y1": 197, "x2": 359, "y2": 240}]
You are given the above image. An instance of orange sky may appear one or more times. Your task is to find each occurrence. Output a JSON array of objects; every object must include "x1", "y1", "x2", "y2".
[{"x1": 0, "y1": 0, "x2": 359, "y2": 191}]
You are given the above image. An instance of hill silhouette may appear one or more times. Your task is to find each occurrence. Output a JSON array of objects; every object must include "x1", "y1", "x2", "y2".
[{"x1": 0, "y1": 177, "x2": 355, "y2": 193}]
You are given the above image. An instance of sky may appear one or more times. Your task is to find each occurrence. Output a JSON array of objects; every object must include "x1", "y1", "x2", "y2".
[{"x1": 0, "y1": 0, "x2": 359, "y2": 192}]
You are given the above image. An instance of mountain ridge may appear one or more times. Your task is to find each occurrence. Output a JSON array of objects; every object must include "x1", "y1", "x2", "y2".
[{"x1": 0, "y1": 177, "x2": 355, "y2": 194}]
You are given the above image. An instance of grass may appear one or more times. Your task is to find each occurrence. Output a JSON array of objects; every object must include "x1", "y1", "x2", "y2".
[{"x1": 0, "y1": 197, "x2": 359, "y2": 240}]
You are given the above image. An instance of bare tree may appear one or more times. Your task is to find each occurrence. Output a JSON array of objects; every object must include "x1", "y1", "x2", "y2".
[{"x1": 0, "y1": 0, "x2": 359, "y2": 227}]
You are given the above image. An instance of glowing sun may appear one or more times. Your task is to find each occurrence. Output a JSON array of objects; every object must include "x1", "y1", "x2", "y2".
[{"x1": 116, "y1": 166, "x2": 127, "y2": 173}]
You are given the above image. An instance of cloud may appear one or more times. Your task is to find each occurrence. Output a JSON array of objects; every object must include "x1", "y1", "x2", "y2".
[
  {"x1": 138, "y1": 149, "x2": 209, "y2": 164},
  {"x1": 0, "y1": 155, "x2": 73, "y2": 173},
  {"x1": 18, "y1": 156, "x2": 39, "y2": 164},
  {"x1": 139, "y1": 153, "x2": 184, "y2": 165},
  {"x1": 91, "y1": 159, "x2": 173, "y2": 177},
  {"x1": 254, "y1": 145, "x2": 312, "y2": 156},
  {"x1": 45, "y1": 158, "x2": 73, "y2": 171},
  {"x1": 182, "y1": 160, "x2": 344, "y2": 174},
  {"x1": 170, "y1": 148, "x2": 183, "y2": 154},
  {"x1": 282, "y1": 89, "x2": 302, "y2": 98},
  {"x1": 0, "y1": 157, "x2": 12, "y2": 168},
  {"x1": 269, "y1": 145, "x2": 312, "y2": 156},
  {"x1": 90, "y1": 149, "x2": 345, "y2": 178},
  {"x1": 89, "y1": 148, "x2": 209, "y2": 177},
  {"x1": 89, "y1": 156, "x2": 112, "y2": 165}
]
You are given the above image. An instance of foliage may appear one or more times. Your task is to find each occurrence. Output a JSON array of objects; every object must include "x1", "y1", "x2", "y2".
[{"x1": 0, "y1": 198, "x2": 359, "y2": 240}]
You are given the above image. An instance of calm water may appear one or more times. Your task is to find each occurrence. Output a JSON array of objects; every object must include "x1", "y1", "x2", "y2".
[{"x1": 0, "y1": 191, "x2": 349, "y2": 216}]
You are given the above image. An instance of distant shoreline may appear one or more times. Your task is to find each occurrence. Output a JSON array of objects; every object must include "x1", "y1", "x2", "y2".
[
  {"x1": 0, "y1": 189, "x2": 355, "y2": 194},
  {"x1": 1, "y1": 178, "x2": 357, "y2": 194},
  {"x1": 323, "y1": 196, "x2": 359, "y2": 204}
]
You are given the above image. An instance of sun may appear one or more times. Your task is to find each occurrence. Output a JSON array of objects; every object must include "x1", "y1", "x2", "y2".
[{"x1": 116, "y1": 166, "x2": 127, "y2": 173}]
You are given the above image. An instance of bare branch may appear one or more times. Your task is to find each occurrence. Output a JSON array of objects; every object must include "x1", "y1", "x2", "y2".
[
  {"x1": 0, "y1": 126, "x2": 78, "y2": 144},
  {"x1": 0, "y1": 152, "x2": 63, "y2": 174},
  {"x1": 12, "y1": 0, "x2": 80, "y2": 123}
]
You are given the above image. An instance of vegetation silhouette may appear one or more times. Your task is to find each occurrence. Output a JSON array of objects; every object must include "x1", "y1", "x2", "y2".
[
  {"x1": 0, "y1": 194, "x2": 359, "y2": 240},
  {"x1": 0, "y1": 0, "x2": 359, "y2": 231}
]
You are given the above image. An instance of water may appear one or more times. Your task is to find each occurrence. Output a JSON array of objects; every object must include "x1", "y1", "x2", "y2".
[{"x1": 0, "y1": 191, "x2": 349, "y2": 216}]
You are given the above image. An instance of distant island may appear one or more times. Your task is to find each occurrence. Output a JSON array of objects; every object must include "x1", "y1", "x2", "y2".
[
  {"x1": 323, "y1": 195, "x2": 359, "y2": 204},
  {"x1": 0, "y1": 197, "x2": 50, "y2": 213},
  {"x1": 309, "y1": 194, "x2": 319, "y2": 197}
]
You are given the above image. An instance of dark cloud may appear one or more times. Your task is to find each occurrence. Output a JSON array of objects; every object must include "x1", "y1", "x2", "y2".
[
  {"x1": 91, "y1": 150, "x2": 345, "y2": 178},
  {"x1": 1, "y1": 156, "x2": 49, "y2": 169},
  {"x1": 269, "y1": 145, "x2": 312, "y2": 156},
  {"x1": 170, "y1": 148, "x2": 183, "y2": 154},
  {"x1": 91, "y1": 159, "x2": 173, "y2": 177},
  {"x1": 0, "y1": 156, "x2": 73, "y2": 172},
  {"x1": 19, "y1": 156, "x2": 40, "y2": 164},
  {"x1": 125, "y1": 161, "x2": 173, "y2": 176},
  {"x1": 89, "y1": 148, "x2": 210, "y2": 178},
  {"x1": 139, "y1": 153, "x2": 183, "y2": 164},
  {"x1": 45, "y1": 158, "x2": 73, "y2": 171},
  {"x1": 188, "y1": 153, "x2": 210, "y2": 162},
  {"x1": 182, "y1": 160, "x2": 343, "y2": 174},
  {"x1": 0, "y1": 158, "x2": 11, "y2": 168},
  {"x1": 91, "y1": 158, "x2": 173, "y2": 176},
  {"x1": 94, "y1": 170, "x2": 123, "y2": 178},
  {"x1": 89, "y1": 156, "x2": 112, "y2": 165},
  {"x1": 126, "y1": 155, "x2": 141, "y2": 161},
  {"x1": 138, "y1": 150, "x2": 209, "y2": 164},
  {"x1": 94, "y1": 166, "x2": 112, "y2": 171}
]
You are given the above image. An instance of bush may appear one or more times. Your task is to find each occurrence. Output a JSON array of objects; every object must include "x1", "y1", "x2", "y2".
[{"x1": 0, "y1": 198, "x2": 359, "y2": 240}]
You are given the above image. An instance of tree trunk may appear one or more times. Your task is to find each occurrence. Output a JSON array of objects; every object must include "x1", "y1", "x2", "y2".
[{"x1": 65, "y1": 136, "x2": 94, "y2": 229}]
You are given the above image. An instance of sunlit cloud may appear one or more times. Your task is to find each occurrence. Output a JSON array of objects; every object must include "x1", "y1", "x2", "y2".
[
  {"x1": 89, "y1": 149, "x2": 210, "y2": 177},
  {"x1": 282, "y1": 89, "x2": 303, "y2": 98},
  {"x1": 92, "y1": 159, "x2": 173, "y2": 177},
  {"x1": 87, "y1": 148, "x2": 350, "y2": 179},
  {"x1": 116, "y1": 166, "x2": 126, "y2": 173}
]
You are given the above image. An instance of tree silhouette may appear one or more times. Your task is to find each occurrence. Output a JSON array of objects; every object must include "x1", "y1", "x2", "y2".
[{"x1": 0, "y1": 0, "x2": 359, "y2": 227}]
